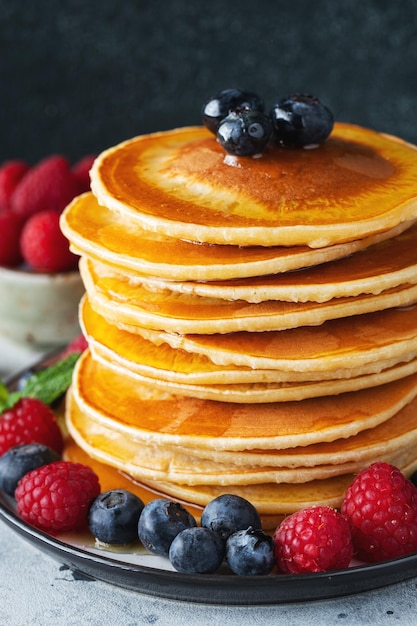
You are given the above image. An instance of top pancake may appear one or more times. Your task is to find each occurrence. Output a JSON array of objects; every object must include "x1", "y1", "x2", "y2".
[{"x1": 90, "y1": 123, "x2": 417, "y2": 247}]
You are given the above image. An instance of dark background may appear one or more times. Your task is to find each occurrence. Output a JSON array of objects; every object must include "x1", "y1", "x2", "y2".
[{"x1": 1, "y1": 1, "x2": 417, "y2": 164}]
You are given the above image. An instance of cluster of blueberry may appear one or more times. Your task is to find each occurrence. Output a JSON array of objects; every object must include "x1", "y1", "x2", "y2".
[
  {"x1": 202, "y1": 88, "x2": 334, "y2": 157},
  {"x1": 91, "y1": 492, "x2": 275, "y2": 576}
]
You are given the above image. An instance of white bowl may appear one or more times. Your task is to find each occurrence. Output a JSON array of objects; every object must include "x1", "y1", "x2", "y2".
[{"x1": 0, "y1": 266, "x2": 85, "y2": 348}]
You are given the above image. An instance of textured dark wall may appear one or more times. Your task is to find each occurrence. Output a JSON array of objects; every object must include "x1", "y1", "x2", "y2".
[{"x1": 1, "y1": 1, "x2": 417, "y2": 163}]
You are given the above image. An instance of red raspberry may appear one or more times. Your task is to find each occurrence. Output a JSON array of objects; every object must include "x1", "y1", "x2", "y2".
[
  {"x1": 0, "y1": 212, "x2": 24, "y2": 267},
  {"x1": 15, "y1": 461, "x2": 100, "y2": 532},
  {"x1": 0, "y1": 160, "x2": 30, "y2": 211},
  {"x1": 273, "y1": 506, "x2": 353, "y2": 574},
  {"x1": 72, "y1": 154, "x2": 96, "y2": 193},
  {"x1": 341, "y1": 462, "x2": 417, "y2": 563},
  {"x1": 11, "y1": 155, "x2": 79, "y2": 219},
  {"x1": 20, "y1": 209, "x2": 79, "y2": 272},
  {"x1": 0, "y1": 397, "x2": 63, "y2": 456}
]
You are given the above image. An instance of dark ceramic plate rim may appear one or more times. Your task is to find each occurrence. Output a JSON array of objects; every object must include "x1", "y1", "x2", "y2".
[{"x1": 1, "y1": 354, "x2": 417, "y2": 605}]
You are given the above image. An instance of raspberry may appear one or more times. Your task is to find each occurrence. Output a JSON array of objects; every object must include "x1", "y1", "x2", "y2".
[
  {"x1": 273, "y1": 506, "x2": 353, "y2": 574},
  {"x1": 11, "y1": 155, "x2": 79, "y2": 219},
  {"x1": 341, "y1": 462, "x2": 417, "y2": 563},
  {"x1": 72, "y1": 154, "x2": 96, "y2": 194},
  {"x1": 15, "y1": 461, "x2": 100, "y2": 532},
  {"x1": 60, "y1": 333, "x2": 88, "y2": 358},
  {"x1": 0, "y1": 160, "x2": 30, "y2": 211},
  {"x1": 20, "y1": 209, "x2": 79, "y2": 272},
  {"x1": 0, "y1": 212, "x2": 24, "y2": 267},
  {"x1": 0, "y1": 397, "x2": 64, "y2": 456}
]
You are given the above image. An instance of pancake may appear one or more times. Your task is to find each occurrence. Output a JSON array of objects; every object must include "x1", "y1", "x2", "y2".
[
  {"x1": 135, "y1": 474, "x2": 356, "y2": 517},
  {"x1": 123, "y1": 304, "x2": 417, "y2": 373},
  {"x1": 71, "y1": 350, "x2": 417, "y2": 451},
  {"x1": 129, "y1": 395, "x2": 417, "y2": 469},
  {"x1": 67, "y1": 398, "x2": 366, "y2": 485},
  {"x1": 81, "y1": 298, "x2": 417, "y2": 383},
  {"x1": 136, "y1": 459, "x2": 417, "y2": 518},
  {"x1": 91, "y1": 348, "x2": 417, "y2": 403},
  {"x1": 64, "y1": 427, "x2": 417, "y2": 527},
  {"x1": 61, "y1": 192, "x2": 413, "y2": 281},
  {"x1": 136, "y1": 222, "x2": 417, "y2": 303},
  {"x1": 90, "y1": 124, "x2": 417, "y2": 247},
  {"x1": 67, "y1": 391, "x2": 417, "y2": 484},
  {"x1": 81, "y1": 256, "x2": 417, "y2": 334}
]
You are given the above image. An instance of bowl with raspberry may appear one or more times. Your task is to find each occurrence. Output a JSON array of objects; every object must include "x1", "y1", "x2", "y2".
[{"x1": 0, "y1": 154, "x2": 95, "y2": 347}]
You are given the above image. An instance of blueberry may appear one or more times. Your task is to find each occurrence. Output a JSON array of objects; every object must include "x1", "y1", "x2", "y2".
[
  {"x1": 88, "y1": 489, "x2": 145, "y2": 545},
  {"x1": 138, "y1": 499, "x2": 197, "y2": 557},
  {"x1": 270, "y1": 94, "x2": 334, "y2": 148},
  {"x1": 217, "y1": 110, "x2": 273, "y2": 157},
  {"x1": 169, "y1": 527, "x2": 225, "y2": 574},
  {"x1": 201, "y1": 494, "x2": 261, "y2": 542},
  {"x1": 226, "y1": 527, "x2": 275, "y2": 576},
  {"x1": 0, "y1": 443, "x2": 60, "y2": 496},
  {"x1": 202, "y1": 88, "x2": 264, "y2": 134},
  {"x1": 410, "y1": 471, "x2": 417, "y2": 488}
]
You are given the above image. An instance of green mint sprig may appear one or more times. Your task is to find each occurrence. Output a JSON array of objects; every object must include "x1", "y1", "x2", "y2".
[{"x1": 0, "y1": 352, "x2": 81, "y2": 413}]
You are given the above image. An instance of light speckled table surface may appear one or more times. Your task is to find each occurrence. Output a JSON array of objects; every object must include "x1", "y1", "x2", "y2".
[{"x1": 1, "y1": 337, "x2": 417, "y2": 626}]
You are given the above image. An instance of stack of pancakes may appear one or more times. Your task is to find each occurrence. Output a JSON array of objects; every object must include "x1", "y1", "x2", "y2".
[{"x1": 61, "y1": 123, "x2": 417, "y2": 527}]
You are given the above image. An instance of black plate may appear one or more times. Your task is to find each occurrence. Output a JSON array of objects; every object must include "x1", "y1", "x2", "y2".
[
  {"x1": 2, "y1": 490, "x2": 417, "y2": 604},
  {"x1": 1, "y1": 356, "x2": 417, "y2": 604}
]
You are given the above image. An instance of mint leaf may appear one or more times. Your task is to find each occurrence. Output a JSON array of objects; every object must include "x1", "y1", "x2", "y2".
[
  {"x1": 0, "y1": 352, "x2": 81, "y2": 413},
  {"x1": 20, "y1": 352, "x2": 80, "y2": 404},
  {"x1": 0, "y1": 380, "x2": 9, "y2": 406}
]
